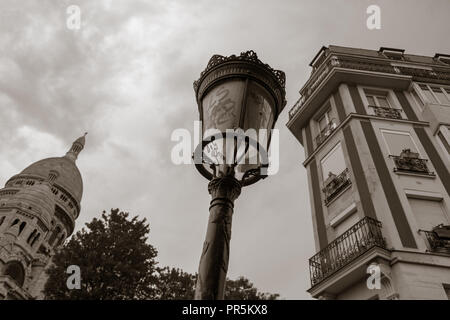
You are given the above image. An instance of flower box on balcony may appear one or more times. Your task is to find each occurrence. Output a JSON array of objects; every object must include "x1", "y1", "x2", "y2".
[
  {"x1": 369, "y1": 105, "x2": 402, "y2": 119},
  {"x1": 390, "y1": 149, "x2": 434, "y2": 175},
  {"x1": 322, "y1": 168, "x2": 351, "y2": 205}
]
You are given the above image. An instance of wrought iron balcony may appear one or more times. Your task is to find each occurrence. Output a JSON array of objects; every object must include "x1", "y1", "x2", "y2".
[
  {"x1": 309, "y1": 217, "x2": 386, "y2": 287},
  {"x1": 389, "y1": 149, "x2": 434, "y2": 175},
  {"x1": 315, "y1": 120, "x2": 337, "y2": 146},
  {"x1": 369, "y1": 105, "x2": 402, "y2": 119},
  {"x1": 421, "y1": 225, "x2": 450, "y2": 252},
  {"x1": 322, "y1": 168, "x2": 351, "y2": 205}
]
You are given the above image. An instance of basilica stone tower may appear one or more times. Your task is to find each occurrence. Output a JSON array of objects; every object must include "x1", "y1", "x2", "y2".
[{"x1": 0, "y1": 134, "x2": 86, "y2": 299}]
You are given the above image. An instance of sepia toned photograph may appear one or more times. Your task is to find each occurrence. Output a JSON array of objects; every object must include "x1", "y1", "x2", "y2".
[{"x1": 0, "y1": 0, "x2": 449, "y2": 314}]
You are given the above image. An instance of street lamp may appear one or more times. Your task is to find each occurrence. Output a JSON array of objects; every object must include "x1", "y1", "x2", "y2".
[{"x1": 193, "y1": 50, "x2": 286, "y2": 300}]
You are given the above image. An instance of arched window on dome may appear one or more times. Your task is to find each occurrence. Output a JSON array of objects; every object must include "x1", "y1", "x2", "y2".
[
  {"x1": 48, "y1": 171, "x2": 59, "y2": 183},
  {"x1": 10, "y1": 218, "x2": 19, "y2": 227},
  {"x1": 0, "y1": 216, "x2": 5, "y2": 226},
  {"x1": 55, "y1": 233, "x2": 66, "y2": 247},
  {"x1": 3, "y1": 261, "x2": 25, "y2": 287},
  {"x1": 27, "y1": 229, "x2": 37, "y2": 244},
  {"x1": 18, "y1": 221, "x2": 26, "y2": 235},
  {"x1": 31, "y1": 233, "x2": 41, "y2": 247},
  {"x1": 48, "y1": 226, "x2": 61, "y2": 246}
]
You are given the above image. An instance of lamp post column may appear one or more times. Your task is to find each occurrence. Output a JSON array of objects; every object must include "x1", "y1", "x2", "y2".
[{"x1": 194, "y1": 175, "x2": 242, "y2": 300}]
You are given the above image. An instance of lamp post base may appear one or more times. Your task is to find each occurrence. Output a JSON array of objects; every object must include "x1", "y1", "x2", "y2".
[{"x1": 194, "y1": 176, "x2": 242, "y2": 300}]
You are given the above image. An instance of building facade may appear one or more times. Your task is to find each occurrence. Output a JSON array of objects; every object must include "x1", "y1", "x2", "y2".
[
  {"x1": 0, "y1": 134, "x2": 86, "y2": 299},
  {"x1": 287, "y1": 46, "x2": 450, "y2": 299}
]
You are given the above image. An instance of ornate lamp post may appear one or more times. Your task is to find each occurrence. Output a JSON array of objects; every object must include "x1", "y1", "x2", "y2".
[{"x1": 192, "y1": 50, "x2": 286, "y2": 300}]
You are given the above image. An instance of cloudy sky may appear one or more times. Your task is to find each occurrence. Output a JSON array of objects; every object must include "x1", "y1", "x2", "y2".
[{"x1": 0, "y1": 0, "x2": 449, "y2": 299}]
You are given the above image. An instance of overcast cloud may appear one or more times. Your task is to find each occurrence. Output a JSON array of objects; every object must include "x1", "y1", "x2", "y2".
[{"x1": 0, "y1": 0, "x2": 449, "y2": 299}]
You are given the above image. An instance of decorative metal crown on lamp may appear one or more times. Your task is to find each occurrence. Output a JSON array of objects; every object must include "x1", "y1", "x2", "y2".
[{"x1": 193, "y1": 50, "x2": 286, "y2": 186}]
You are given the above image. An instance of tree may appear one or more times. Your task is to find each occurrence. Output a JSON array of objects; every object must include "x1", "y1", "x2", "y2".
[
  {"x1": 225, "y1": 277, "x2": 279, "y2": 300},
  {"x1": 44, "y1": 209, "x2": 279, "y2": 300},
  {"x1": 155, "y1": 268, "x2": 279, "y2": 300},
  {"x1": 155, "y1": 267, "x2": 196, "y2": 300},
  {"x1": 44, "y1": 209, "x2": 158, "y2": 299}
]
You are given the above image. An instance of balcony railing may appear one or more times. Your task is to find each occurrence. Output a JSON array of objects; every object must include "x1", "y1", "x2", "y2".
[
  {"x1": 309, "y1": 217, "x2": 386, "y2": 287},
  {"x1": 389, "y1": 149, "x2": 434, "y2": 175},
  {"x1": 369, "y1": 105, "x2": 402, "y2": 119},
  {"x1": 421, "y1": 225, "x2": 450, "y2": 252},
  {"x1": 322, "y1": 168, "x2": 351, "y2": 205},
  {"x1": 315, "y1": 120, "x2": 337, "y2": 146},
  {"x1": 422, "y1": 231, "x2": 450, "y2": 252},
  {"x1": 288, "y1": 54, "x2": 450, "y2": 120}
]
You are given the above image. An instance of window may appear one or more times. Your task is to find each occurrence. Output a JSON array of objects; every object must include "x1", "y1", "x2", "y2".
[
  {"x1": 411, "y1": 88, "x2": 424, "y2": 110},
  {"x1": 31, "y1": 233, "x2": 40, "y2": 247},
  {"x1": 381, "y1": 130, "x2": 419, "y2": 156},
  {"x1": 408, "y1": 198, "x2": 448, "y2": 231},
  {"x1": 48, "y1": 226, "x2": 61, "y2": 246},
  {"x1": 418, "y1": 84, "x2": 450, "y2": 105},
  {"x1": 437, "y1": 131, "x2": 450, "y2": 155},
  {"x1": 27, "y1": 229, "x2": 37, "y2": 244},
  {"x1": 318, "y1": 109, "x2": 332, "y2": 132},
  {"x1": 18, "y1": 222, "x2": 26, "y2": 235},
  {"x1": 314, "y1": 103, "x2": 337, "y2": 146},
  {"x1": 55, "y1": 233, "x2": 65, "y2": 247},
  {"x1": 0, "y1": 216, "x2": 4, "y2": 226},
  {"x1": 48, "y1": 171, "x2": 59, "y2": 183},
  {"x1": 334, "y1": 211, "x2": 359, "y2": 237},
  {"x1": 321, "y1": 143, "x2": 346, "y2": 181},
  {"x1": 379, "y1": 47, "x2": 405, "y2": 61},
  {"x1": 381, "y1": 130, "x2": 432, "y2": 174},
  {"x1": 365, "y1": 90, "x2": 391, "y2": 108}
]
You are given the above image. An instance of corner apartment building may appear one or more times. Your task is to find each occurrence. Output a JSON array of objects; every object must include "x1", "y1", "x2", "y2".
[{"x1": 287, "y1": 45, "x2": 450, "y2": 299}]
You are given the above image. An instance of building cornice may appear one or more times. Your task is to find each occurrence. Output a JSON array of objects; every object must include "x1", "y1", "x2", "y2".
[{"x1": 287, "y1": 51, "x2": 450, "y2": 126}]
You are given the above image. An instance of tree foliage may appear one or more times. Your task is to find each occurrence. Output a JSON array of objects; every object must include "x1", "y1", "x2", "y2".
[
  {"x1": 154, "y1": 268, "x2": 279, "y2": 300},
  {"x1": 44, "y1": 209, "x2": 158, "y2": 299},
  {"x1": 225, "y1": 276, "x2": 279, "y2": 300},
  {"x1": 44, "y1": 209, "x2": 279, "y2": 300}
]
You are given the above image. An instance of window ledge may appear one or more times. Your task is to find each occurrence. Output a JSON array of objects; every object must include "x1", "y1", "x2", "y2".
[
  {"x1": 330, "y1": 202, "x2": 357, "y2": 228},
  {"x1": 325, "y1": 183, "x2": 352, "y2": 207},
  {"x1": 393, "y1": 171, "x2": 436, "y2": 179}
]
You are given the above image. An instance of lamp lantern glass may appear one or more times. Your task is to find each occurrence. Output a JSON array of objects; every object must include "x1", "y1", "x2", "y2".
[{"x1": 193, "y1": 50, "x2": 286, "y2": 186}]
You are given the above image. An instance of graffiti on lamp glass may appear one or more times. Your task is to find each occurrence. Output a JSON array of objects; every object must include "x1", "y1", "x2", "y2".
[
  {"x1": 207, "y1": 86, "x2": 237, "y2": 127},
  {"x1": 205, "y1": 85, "x2": 237, "y2": 163}
]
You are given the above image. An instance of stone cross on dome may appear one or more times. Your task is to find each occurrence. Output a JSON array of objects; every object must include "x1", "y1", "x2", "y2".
[{"x1": 65, "y1": 132, "x2": 87, "y2": 161}]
